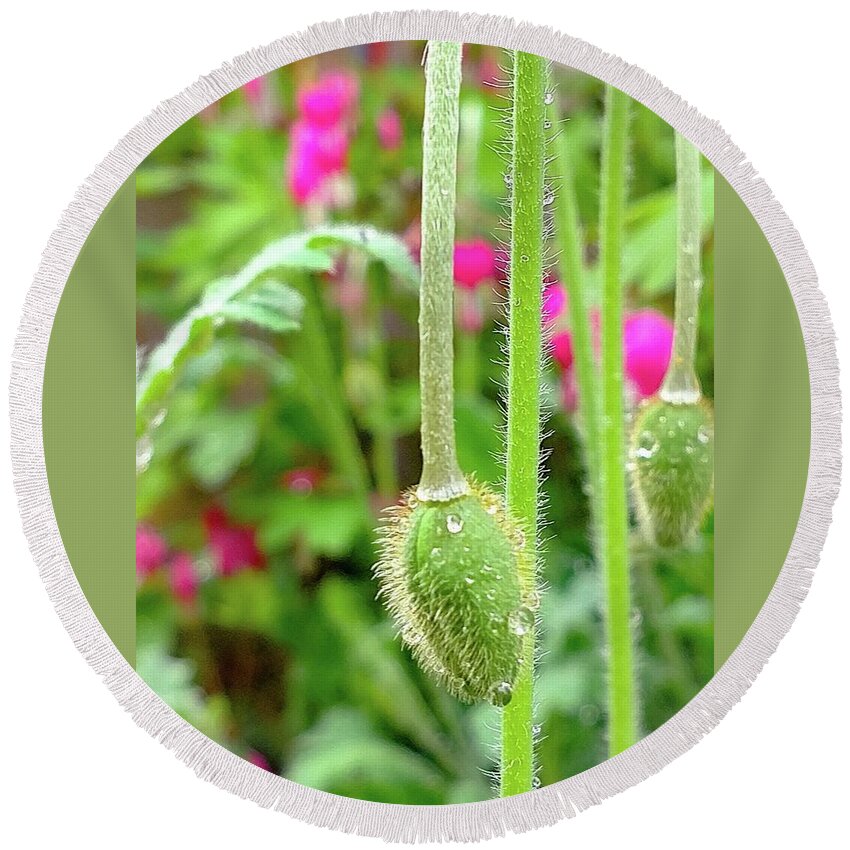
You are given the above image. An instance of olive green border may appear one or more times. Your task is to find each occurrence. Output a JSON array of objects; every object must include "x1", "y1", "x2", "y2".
[
  {"x1": 713, "y1": 174, "x2": 810, "y2": 667},
  {"x1": 42, "y1": 178, "x2": 136, "y2": 664},
  {"x1": 39, "y1": 171, "x2": 810, "y2": 676}
]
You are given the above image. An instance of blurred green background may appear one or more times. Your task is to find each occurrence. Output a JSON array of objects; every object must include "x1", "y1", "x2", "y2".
[{"x1": 135, "y1": 42, "x2": 714, "y2": 803}]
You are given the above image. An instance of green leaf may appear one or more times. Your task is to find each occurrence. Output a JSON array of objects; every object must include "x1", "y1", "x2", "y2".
[
  {"x1": 287, "y1": 707, "x2": 443, "y2": 804},
  {"x1": 259, "y1": 493, "x2": 367, "y2": 557},
  {"x1": 186, "y1": 408, "x2": 259, "y2": 489},
  {"x1": 306, "y1": 224, "x2": 420, "y2": 289}
]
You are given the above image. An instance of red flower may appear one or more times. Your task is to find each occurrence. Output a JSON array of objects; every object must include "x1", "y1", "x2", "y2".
[
  {"x1": 297, "y1": 72, "x2": 358, "y2": 127},
  {"x1": 377, "y1": 107, "x2": 403, "y2": 151},
  {"x1": 203, "y1": 506, "x2": 266, "y2": 576},
  {"x1": 623, "y1": 309, "x2": 675, "y2": 398},
  {"x1": 281, "y1": 467, "x2": 326, "y2": 494},
  {"x1": 551, "y1": 331, "x2": 574, "y2": 370},
  {"x1": 169, "y1": 552, "x2": 198, "y2": 604},
  {"x1": 136, "y1": 525, "x2": 167, "y2": 579},
  {"x1": 453, "y1": 240, "x2": 497, "y2": 290}
]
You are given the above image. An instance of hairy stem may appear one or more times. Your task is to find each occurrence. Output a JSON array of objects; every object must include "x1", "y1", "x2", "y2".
[
  {"x1": 416, "y1": 41, "x2": 468, "y2": 502},
  {"x1": 501, "y1": 50, "x2": 546, "y2": 797},
  {"x1": 549, "y1": 103, "x2": 603, "y2": 523},
  {"x1": 660, "y1": 133, "x2": 704, "y2": 404},
  {"x1": 598, "y1": 85, "x2": 637, "y2": 756}
]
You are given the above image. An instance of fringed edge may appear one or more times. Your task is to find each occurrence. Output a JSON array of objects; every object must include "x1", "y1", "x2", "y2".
[{"x1": 8, "y1": 10, "x2": 841, "y2": 843}]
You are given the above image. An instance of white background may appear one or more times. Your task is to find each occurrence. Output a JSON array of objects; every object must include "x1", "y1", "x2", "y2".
[{"x1": 1, "y1": 1, "x2": 847, "y2": 847}]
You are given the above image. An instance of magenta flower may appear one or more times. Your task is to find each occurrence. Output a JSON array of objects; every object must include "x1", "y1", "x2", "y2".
[
  {"x1": 543, "y1": 281, "x2": 567, "y2": 325},
  {"x1": 242, "y1": 76, "x2": 266, "y2": 106},
  {"x1": 203, "y1": 506, "x2": 266, "y2": 576},
  {"x1": 551, "y1": 331, "x2": 574, "y2": 370},
  {"x1": 281, "y1": 467, "x2": 326, "y2": 494},
  {"x1": 247, "y1": 750, "x2": 273, "y2": 772},
  {"x1": 169, "y1": 553, "x2": 198, "y2": 605},
  {"x1": 623, "y1": 309, "x2": 674, "y2": 398},
  {"x1": 297, "y1": 72, "x2": 358, "y2": 127},
  {"x1": 136, "y1": 525, "x2": 167, "y2": 579},
  {"x1": 286, "y1": 120, "x2": 350, "y2": 205},
  {"x1": 377, "y1": 107, "x2": 403, "y2": 151},
  {"x1": 453, "y1": 240, "x2": 497, "y2": 290}
]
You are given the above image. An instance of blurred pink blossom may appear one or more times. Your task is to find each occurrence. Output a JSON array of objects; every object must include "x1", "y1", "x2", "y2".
[
  {"x1": 136, "y1": 525, "x2": 167, "y2": 579},
  {"x1": 247, "y1": 750, "x2": 273, "y2": 772},
  {"x1": 456, "y1": 290, "x2": 484, "y2": 334},
  {"x1": 297, "y1": 72, "x2": 358, "y2": 127},
  {"x1": 543, "y1": 281, "x2": 567, "y2": 325},
  {"x1": 623, "y1": 309, "x2": 674, "y2": 398},
  {"x1": 561, "y1": 369, "x2": 578, "y2": 413},
  {"x1": 169, "y1": 553, "x2": 198, "y2": 604},
  {"x1": 286, "y1": 121, "x2": 350, "y2": 205},
  {"x1": 377, "y1": 107, "x2": 403, "y2": 151},
  {"x1": 281, "y1": 467, "x2": 326, "y2": 494},
  {"x1": 242, "y1": 76, "x2": 266, "y2": 106},
  {"x1": 551, "y1": 331, "x2": 574, "y2": 370},
  {"x1": 203, "y1": 506, "x2": 266, "y2": 576},
  {"x1": 453, "y1": 240, "x2": 497, "y2": 290}
]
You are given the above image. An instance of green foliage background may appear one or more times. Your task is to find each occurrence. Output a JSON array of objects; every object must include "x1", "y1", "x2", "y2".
[{"x1": 136, "y1": 43, "x2": 714, "y2": 803}]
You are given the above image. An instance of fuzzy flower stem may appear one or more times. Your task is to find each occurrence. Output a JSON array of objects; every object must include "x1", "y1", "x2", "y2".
[
  {"x1": 660, "y1": 133, "x2": 703, "y2": 405},
  {"x1": 549, "y1": 103, "x2": 603, "y2": 521},
  {"x1": 501, "y1": 50, "x2": 546, "y2": 798},
  {"x1": 416, "y1": 42, "x2": 468, "y2": 503},
  {"x1": 598, "y1": 85, "x2": 638, "y2": 756}
]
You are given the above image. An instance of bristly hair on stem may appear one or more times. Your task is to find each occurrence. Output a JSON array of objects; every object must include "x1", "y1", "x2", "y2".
[
  {"x1": 417, "y1": 41, "x2": 469, "y2": 503},
  {"x1": 500, "y1": 48, "x2": 548, "y2": 798},
  {"x1": 598, "y1": 84, "x2": 638, "y2": 757},
  {"x1": 661, "y1": 133, "x2": 704, "y2": 405}
]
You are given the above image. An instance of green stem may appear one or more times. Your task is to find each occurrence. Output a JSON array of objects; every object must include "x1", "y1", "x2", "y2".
[
  {"x1": 598, "y1": 85, "x2": 637, "y2": 756},
  {"x1": 366, "y1": 262, "x2": 398, "y2": 498},
  {"x1": 549, "y1": 103, "x2": 603, "y2": 523},
  {"x1": 660, "y1": 133, "x2": 704, "y2": 404},
  {"x1": 297, "y1": 275, "x2": 371, "y2": 500},
  {"x1": 501, "y1": 50, "x2": 546, "y2": 797},
  {"x1": 416, "y1": 41, "x2": 468, "y2": 503}
]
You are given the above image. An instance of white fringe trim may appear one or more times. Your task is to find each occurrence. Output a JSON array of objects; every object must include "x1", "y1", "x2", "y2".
[{"x1": 8, "y1": 10, "x2": 842, "y2": 843}]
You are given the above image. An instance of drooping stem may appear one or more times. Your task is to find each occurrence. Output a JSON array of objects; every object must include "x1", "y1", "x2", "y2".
[
  {"x1": 660, "y1": 133, "x2": 704, "y2": 405},
  {"x1": 501, "y1": 50, "x2": 546, "y2": 797},
  {"x1": 598, "y1": 85, "x2": 638, "y2": 757},
  {"x1": 549, "y1": 103, "x2": 603, "y2": 522},
  {"x1": 416, "y1": 41, "x2": 468, "y2": 503}
]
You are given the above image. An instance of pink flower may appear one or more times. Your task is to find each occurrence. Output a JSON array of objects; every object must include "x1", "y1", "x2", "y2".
[
  {"x1": 242, "y1": 76, "x2": 266, "y2": 106},
  {"x1": 286, "y1": 120, "x2": 350, "y2": 205},
  {"x1": 136, "y1": 525, "x2": 167, "y2": 579},
  {"x1": 453, "y1": 240, "x2": 497, "y2": 290},
  {"x1": 543, "y1": 281, "x2": 567, "y2": 325},
  {"x1": 203, "y1": 506, "x2": 266, "y2": 576},
  {"x1": 281, "y1": 467, "x2": 326, "y2": 494},
  {"x1": 551, "y1": 331, "x2": 574, "y2": 370},
  {"x1": 377, "y1": 108, "x2": 403, "y2": 151},
  {"x1": 297, "y1": 73, "x2": 358, "y2": 127},
  {"x1": 169, "y1": 552, "x2": 198, "y2": 604},
  {"x1": 561, "y1": 369, "x2": 578, "y2": 413},
  {"x1": 456, "y1": 289, "x2": 484, "y2": 334},
  {"x1": 623, "y1": 309, "x2": 674, "y2": 398},
  {"x1": 247, "y1": 750, "x2": 273, "y2": 771}
]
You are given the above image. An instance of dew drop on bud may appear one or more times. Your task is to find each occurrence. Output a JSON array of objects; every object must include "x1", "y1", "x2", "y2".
[
  {"x1": 543, "y1": 91, "x2": 554, "y2": 105},
  {"x1": 490, "y1": 681, "x2": 513, "y2": 706},
  {"x1": 509, "y1": 606, "x2": 534, "y2": 636},
  {"x1": 446, "y1": 514, "x2": 464, "y2": 534}
]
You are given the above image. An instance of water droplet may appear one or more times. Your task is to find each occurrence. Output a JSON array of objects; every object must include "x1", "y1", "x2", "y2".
[
  {"x1": 543, "y1": 189, "x2": 554, "y2": 206},
  {"x1": 485, "y1": 589, "x2": 496, "y2": 601},
  {"x1": 464, "y1": 576, "x2": 476, "y2": 586},
  {"x1": 151, "y1": 409, "x2": 166, "y2": 428},
  {"x1": 503, "y1": 171, "x2": 514, "y2": 187},
  {"x1": 446, "y1": 514, "x2": 464, "y2": 534},
  {"x1": 481, "y1": 564, "x2": 493, "y2": 574},
  {"x1": 440, "y1": 187, "x2": 449, "y2": 197},
  {"x1": 525, "y1": 590, "x2": 542, "y2": 610},
  {"x1": 486, "y1": 502, "x2": 499, "y2": 515},
  {"x1": 520, "y1": 254, "x2": 529, "y2": 263},
  {"x1": 543, "y1": 91, "x2": 555, "y2": 105},
  {"x1": 490, "y1": 681, "x2": 513, "y2": 706},
  {"x1": 532, "y1": 776, "x2": 542, "y2": 788},
  {"x1": 136, "y1": 435, "x2": 153, "y2": 474},
  {"x1": 697, "y1": 426, "x2": 710, "y2": 444},
  {"x1": 544, "y1": 120, "x2": 552, "y2": 129},
  {"x1": 509, "y1": 607, "x2": 534, "y2": 636},
  {"x1": 532, "y1": 724, "x2": 542, "y2": 736},
  {"x1": 430, "y1": 547, "x2": 441, "y2": 559}
]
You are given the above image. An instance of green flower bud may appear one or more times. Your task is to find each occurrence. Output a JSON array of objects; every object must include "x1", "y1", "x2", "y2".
[
  {"x1": 375, "y1": 481, "x2": 532, "y2": 706},
  {"x1": 629, "y1": 398, "x2": 714, "y2": 548}
]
